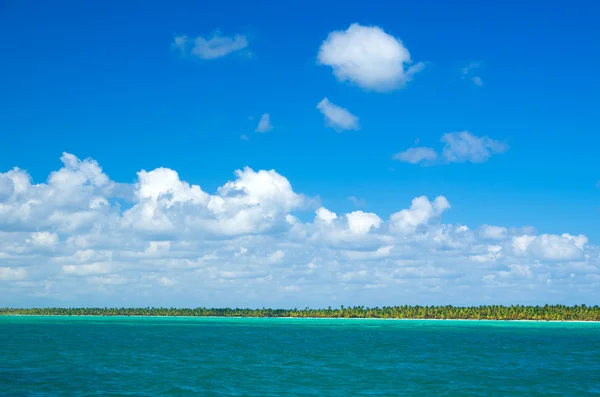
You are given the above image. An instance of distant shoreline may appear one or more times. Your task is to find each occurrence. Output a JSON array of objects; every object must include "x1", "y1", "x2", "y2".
[
  {"x1": 1, "y1": 314, "x2": 599, "y2": 323},
  {"x1": 3, "y1": 306, "x2": 599, "y2": 322}
]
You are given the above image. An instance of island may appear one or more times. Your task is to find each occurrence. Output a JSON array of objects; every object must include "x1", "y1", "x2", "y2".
[{"x1": 1, "y1": 305, "x2": 599, "y2": 321}]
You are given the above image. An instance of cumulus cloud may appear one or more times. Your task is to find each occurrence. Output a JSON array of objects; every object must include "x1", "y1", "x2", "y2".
[
  {"x1": 315, "y1": 207, "x2": 337, "y2": 224},
  {"x1": 0, "y1": 175, "x2": 14, "y2": 201},
  {"x1": 255, "y1": 113, "x2": 272, "y2": 133},
  {"x1": 390, "y1": 196, "x2": 450, "y2": 234},
  {"x1": 0, "y1": 153, "x2": 598, "y2": 307},
  {"x1": 394, "y1": 131, "x2": 508, "y2": 165},
  {"x1": 346, "y1": 211, "x2": 382, "y2": 235},
  {"x1": 173, "y1": 31, "x2": 248, "y2": 59},
  {"x1": 316, "y1": 98, "x2": 359, "y2": 132},
  {"x1": 318, "y1": 23, "x2": 424, "y2": 91},
  {"x1": 512, "y1": 234, "x2": 588, "y2": 261},
  {"x1": 121, "y1": 165, "x2": 307, "y2": 237}
]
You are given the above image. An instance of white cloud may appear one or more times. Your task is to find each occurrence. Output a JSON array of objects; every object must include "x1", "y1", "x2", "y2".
[
  {"x1": 0, "y1": 153, "x2": 599, "y2": 306},
  {"x1": 316, "y1": 98, "x2": 359, "y2": 132},
  {"x1": 0, "y1": 175, "x2": 14, "y2": 201},
  {"x1": 346, "y1": 211, "x2": 382, "y2": 235},
  {"x1": 172, "y1": 35, "x2": 188, "y2": 52},
  {"x1": 318, "y1": 23, "x2": 424, "y2": 91},
  {"x1": 0, "y1": 152, "x2": 119, "y2": 233},
  {"x1": 255, "y1": 113, "x2": 272, "y2": 133},
  {"x1": 315, "y1": 207, "x2": 337, "y2": 224},
  {"x1": 394, "y1": 131, "x2": 508, "y2": 165},
  {"x1": 441, "y1": 132, "x2": 508, "y2": 163},
  {"x1": 496, "y1": 264, "x2": 533, "y2": 280},
  {"x1": 512, "y1": 235, "x2": 537, "y2": 255},
  {"x1": 462, "y1": 62, "x2": 483, "y2": 87},
  {"x1": 480, "y1": 225, "x2": 508, "y2": 240},
  {"x1": 0, "y1": 267, "x2": 27, "y2": 281},
  {"x1": 470, "y1": 245, "x2": 503, "y2": 263},
  {"x1": 512, "y1": 234, "x2": 588, "y2": 261},
  {"x1": 63, "y1": 263, "x2": 112, "y2": 276},
  {"x1": 28, "y1": 232, "x2": 59, "y2": 249},
  {"x1": 173, "y1": 31, "x2": 248, "y2": 60},
  {"x1": 121, "y1": 165, "x2": 306, "y2": 237},
  {"x1": 393, "y1": 147, "x2": 438, "y2": 165},
  {"x1": 390, "y1": 196, "x2": 449, "y2": 234}
]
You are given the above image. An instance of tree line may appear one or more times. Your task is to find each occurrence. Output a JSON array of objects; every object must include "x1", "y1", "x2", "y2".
[{"x1": 1, "y1": 305, "x2": 600, "y2": 321}]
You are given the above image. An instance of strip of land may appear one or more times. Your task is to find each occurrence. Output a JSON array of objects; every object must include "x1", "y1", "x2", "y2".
[{"x1": 1, "y1": 306, "x2": 599, "y2": 321}]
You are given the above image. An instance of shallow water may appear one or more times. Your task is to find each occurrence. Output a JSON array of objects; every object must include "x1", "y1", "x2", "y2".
[{"x1": 1, "y1": 316, "x2": 600, "y2": 396}]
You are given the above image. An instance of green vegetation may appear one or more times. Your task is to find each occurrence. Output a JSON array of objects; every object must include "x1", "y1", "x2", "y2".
[{"x1": 1, "y1": 305, "x2": 600, "y2": 321}]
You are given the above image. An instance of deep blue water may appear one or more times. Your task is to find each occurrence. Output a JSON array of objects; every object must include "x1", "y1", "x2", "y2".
[{"x1": 1, "y1": 316, "x2": 600, "y2": 396}]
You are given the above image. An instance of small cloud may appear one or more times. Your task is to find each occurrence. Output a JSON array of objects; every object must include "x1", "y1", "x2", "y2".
[
  {"x1": 172, "y1": 31, "x2": 248, "y2": 60},
  {"x1": 318, "y1": 23, "x2": 423, "y2": 91},
  {"x1": 462, "y1": 62, "x2": 480, "y2": 76},
  {"x1": 240, "y1": 134, "x2": 250, "y2": 141},
  {"x1": 441, "y1": 131, "x2": 507, "y2": 163},
  {"x1": 348, "y1": 196, "x2": 366, "y2": 207},
  {"x1": 316, "y1": 98, "x2": 359, "y2": 132},
  {"x1": 172, "y1": 35, "x2": 188, "y2": 52},
  {"x1": 462, "y1": 62, "x2": 484, "y2": 87},
  {"x1": 255, "y1": 113, "x2": 272, "y2": 133},
  {"x1": 28, "y1": 231, "x2": 59, "y2": 249},
  {"x1": 393, "y1": 147, "x2": 438, "y2": 165},
  {"x1": 315, "y1": 207, "x2": 338, "y2": 224},
  {"x1": 393, "y1": 131, "x2": 508, "y2": 165}
]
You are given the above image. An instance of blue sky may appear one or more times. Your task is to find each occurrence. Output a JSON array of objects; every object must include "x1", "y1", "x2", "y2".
[{"x1": 0, "y1": 0, "x2": 599, "y2": 307}]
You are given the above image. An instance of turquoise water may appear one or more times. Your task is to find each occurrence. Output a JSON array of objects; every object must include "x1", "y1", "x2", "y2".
[{"x1": 1, "y1": 317, "x2": 600, "y2": 396}]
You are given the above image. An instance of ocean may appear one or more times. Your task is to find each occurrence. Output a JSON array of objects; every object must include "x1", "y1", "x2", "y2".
[{"x1": 1, "y1": 316, "x2": 599, "y2": 396}]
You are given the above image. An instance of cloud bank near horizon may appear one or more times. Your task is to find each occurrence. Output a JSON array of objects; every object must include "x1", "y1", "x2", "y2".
[{"x1": 0, "y1": 153, "x2": 597, "y2": 307}]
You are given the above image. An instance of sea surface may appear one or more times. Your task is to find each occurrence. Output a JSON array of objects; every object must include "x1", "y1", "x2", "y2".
[{"x1": 1, "y1": 316, "x2": 600, "y2": 396}]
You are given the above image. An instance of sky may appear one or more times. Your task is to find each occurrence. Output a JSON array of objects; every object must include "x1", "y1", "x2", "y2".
[{"x1": 1, "y1": 0, "x2": 599, "y2": 308}]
